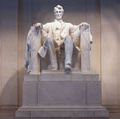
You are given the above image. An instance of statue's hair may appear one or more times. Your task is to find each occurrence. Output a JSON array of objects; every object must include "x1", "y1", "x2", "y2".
[{"x1": 54, "y1": 5, "x2": 64, "y2": 13}]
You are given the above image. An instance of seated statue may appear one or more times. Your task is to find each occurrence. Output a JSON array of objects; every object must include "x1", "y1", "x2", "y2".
[{"x1": 25, "y1": 5, "x2": 92, "y2": 74}]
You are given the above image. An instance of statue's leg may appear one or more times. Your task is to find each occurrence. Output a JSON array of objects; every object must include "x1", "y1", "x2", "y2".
[
  {"x1": 64, "y1": 36, "x2": 73, "y2": 71},
  {"x1": 46, "y1": 38, "x2": 58, "y2": 70}
]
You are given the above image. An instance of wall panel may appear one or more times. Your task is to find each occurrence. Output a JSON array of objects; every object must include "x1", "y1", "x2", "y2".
[{"x1": 0, "y1": 0, "x2": 18, "y2": 105}]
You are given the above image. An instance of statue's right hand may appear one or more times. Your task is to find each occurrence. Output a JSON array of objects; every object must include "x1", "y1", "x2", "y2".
[{"x1": 34, "y1": 23, "x2": 43, "y2": 30}]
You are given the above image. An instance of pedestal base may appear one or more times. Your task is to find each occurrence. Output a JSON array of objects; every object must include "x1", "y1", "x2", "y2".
[
  {"x1": 16, "y1": 105, "x2": 108, "y2": 119},
  {"x1": 16, "y1": 72, "x2": 109, "y2": 119}
]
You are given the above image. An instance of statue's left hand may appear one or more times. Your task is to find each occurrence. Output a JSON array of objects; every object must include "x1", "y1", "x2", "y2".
[{"x1": 79, "y1": 22, "x2": 90, "y2": 31}]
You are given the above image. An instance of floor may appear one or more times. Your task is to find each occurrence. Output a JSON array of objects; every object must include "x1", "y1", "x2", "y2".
[
  {"x1": 110, "y1": 113, "x2": 120, "y2": 119},
  {"x1": 0, "y1": 110, "x2": 120, "y2": 119}
]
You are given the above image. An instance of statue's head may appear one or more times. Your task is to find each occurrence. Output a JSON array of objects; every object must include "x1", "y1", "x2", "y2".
[{"x1": 54, "y1": 5, "x2": 64, "y2": 20}]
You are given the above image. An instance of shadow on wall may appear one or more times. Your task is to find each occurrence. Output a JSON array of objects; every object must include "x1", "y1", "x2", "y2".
[
  {"x1": 100, "y1": 0, "x2": 120, "y2": 76},
  {"x1": 100, "y1": 0, "x2": 120, "y2": 105},
  {"x1": 0, "y1": 68, "x2": 24, "y2": 108},
  {"x1": 30, "y1": 0, "x2": 100, "y2": 24}
]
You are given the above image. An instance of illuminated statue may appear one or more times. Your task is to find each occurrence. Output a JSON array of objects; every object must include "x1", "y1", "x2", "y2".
[{"x1": 25, "y1": 5, "x2": 92, "y2": 74}]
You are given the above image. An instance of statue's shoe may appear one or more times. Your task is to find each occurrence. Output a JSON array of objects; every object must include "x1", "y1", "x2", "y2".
[
  {"x1": 65, "y1": 68, "x2": 71, "y2": 74},
  {"x1": 48, "y1": 65, "x2": 58, "y2": 71},
  {"x1": 65, "y1": 64, "x2": 72, "y2": 74}
]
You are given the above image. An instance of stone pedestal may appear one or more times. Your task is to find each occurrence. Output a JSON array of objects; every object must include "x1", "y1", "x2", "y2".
[{"x1": 16, "y1": 72, "x2": 109, "y2": 119}]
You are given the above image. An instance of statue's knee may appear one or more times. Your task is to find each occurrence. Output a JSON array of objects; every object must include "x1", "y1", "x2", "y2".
[
  {"x1": 65, "y1": 36, "x2": 71, "y2": 40},
  {"x1": 65, "y1": 36, "x2": 73, "y2": 44}
]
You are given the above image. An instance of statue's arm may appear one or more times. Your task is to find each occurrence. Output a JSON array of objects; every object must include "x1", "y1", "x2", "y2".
[
  {"x1": 42, "y1": 23, "x2": 50, "y2": 37},
  {"x1": 37, "y1": 23, "x2": 50, "y2": 58},
  {"x1": 79, "y1": 22, "x2": 93, "y2": 44},
  {"x1": 25, "y1": 25, "x2": 36, "y2": 70}
]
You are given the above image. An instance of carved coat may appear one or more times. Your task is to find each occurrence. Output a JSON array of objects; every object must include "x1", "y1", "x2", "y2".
[{"x1": 43, "y1": 19, "x2": 74, "y2": 45}]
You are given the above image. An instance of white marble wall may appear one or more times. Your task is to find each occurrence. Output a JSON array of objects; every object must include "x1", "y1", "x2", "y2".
[
  {"x1": 0, "y1": 0, "x2": 119, "y2": 109},
  {"x1": 101, "y1": 0, "x2": 120, "y2": 105}
]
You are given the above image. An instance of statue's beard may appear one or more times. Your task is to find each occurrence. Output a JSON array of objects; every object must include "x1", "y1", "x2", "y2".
[{"x1": 55, "y1": 15, "x2": 63, "y2": 20}]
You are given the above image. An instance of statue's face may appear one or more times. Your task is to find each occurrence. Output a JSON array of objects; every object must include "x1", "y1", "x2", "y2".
[{"x1": 54, "y1": 9, "x2": 63, "y2": 20}]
